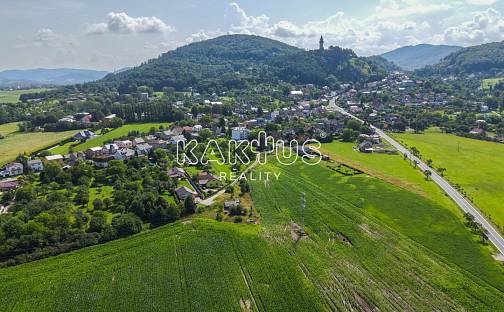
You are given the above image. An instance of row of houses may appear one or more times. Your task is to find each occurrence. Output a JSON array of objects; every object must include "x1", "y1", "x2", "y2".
[
  {"x1": 46, "y1": 126, "x2": 202, "y2": 168},
  {"x1": 0, "y1": 160, "x2": 44, "y2": 178}
]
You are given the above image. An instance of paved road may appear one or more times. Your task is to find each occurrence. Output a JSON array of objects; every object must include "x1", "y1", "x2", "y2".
[{"x1": 329, "y1": 99, "x2": 504, "y2": 256}]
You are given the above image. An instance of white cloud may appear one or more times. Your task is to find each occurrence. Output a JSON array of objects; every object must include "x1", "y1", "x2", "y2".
[
  {"x1": 226, "y1": 2, "x2": 271, "y2": 35},
  {"x1": 33, "y1": 28, "x2": 57, "y2": 44},
  {"x1": 187, "y1": 1, "x2": 504, "y2": 55},
  {"x1": 199, "y1": 2, "x2": 435, "y2": 55},
  {"x1": 374, "y1": 0, "x2": 451, "y2": 18},
  {"x1": 86, "y1": 12, "x2": 175, "y2": 35},
  {"x1": 443, "y1": 8, "x2": 504, "y2": 45},
  {"x1": 185, "y1": 29, "x2": 225, "y2": 43},
  {"x1": 467, "y1": 0, "x2": 497, "y2": 5}
]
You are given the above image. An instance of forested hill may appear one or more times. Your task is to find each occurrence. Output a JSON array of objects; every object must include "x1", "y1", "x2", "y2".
[
  {"x1": 366, "y1": 55, "x2": 401, "y2": 72},
  {"x1": 416, "y1": 41, "x2": 504, "y2": 76},
  {"x1": 93, "y1": 34, "x2": 386, "y2": 92},
  {"x1": 380, "y1": 44, "x2": 461, "y2": 71}
]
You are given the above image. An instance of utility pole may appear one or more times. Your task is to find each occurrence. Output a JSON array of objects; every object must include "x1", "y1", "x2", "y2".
[{"x1": 300, "y1": 192, "x2": 306, "y2": 236}]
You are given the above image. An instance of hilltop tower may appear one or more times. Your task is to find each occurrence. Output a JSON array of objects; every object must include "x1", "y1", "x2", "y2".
[{"x1": 319, "y1": 35, "x2": 324, "y2": 51}]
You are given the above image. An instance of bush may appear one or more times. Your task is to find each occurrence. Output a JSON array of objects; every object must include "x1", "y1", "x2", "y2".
[
  {"x1": 234, "y1": 216, "x2": 243, "y2": 223},
  {"x1": 112, "y1": 213, "x2": 143, "y2": 237}
]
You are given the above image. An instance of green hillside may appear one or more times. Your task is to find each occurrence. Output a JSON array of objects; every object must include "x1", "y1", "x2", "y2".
[
  {"x1": 416, "y1": 41, "x2": 504, "y2": 76},
  {"x1": 380, "y1": 44, "x2": 461, "y2": 71},
  {"x1": 93, "y1": 34, "x2": 386, "y2": 92},
  {"x1": 1, "y1": 160, "x2": 503, "y2": 311}
]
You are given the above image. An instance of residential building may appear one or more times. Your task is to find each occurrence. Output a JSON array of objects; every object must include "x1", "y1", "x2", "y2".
[
  {"x1": 45, "y1": 154, "x2": 64, "y2": 162},
  {"x1": 167, "y1": 167, "x2": 186, "y2": 179},
  {"x1": 113, "y1": 149, "x2": 135, "y2": 161},
  {"x1": 169, "y1": 135, "x2": 187, "y2": 145},
  {"x1": 74, "y1": 130, "x2": 96, "y2": 141},
  {"x1": 231, "y1": 127, "x2": 250, "y2": 141},
  {"x1": 0, "y1": 162, "x2": 23, "y2": 178},
  {"x1": 175, "y1": 186, "x2": 197, "y2": 200},
  {"x1": 135, "y1": 143, "x2": 152, "y2": 156},
  {"x1": 27, "y1": 159, "x2": 44, "y2": 172},
  {"x1": 0, "y1": 179, "x2": 22, "y2": 192}
]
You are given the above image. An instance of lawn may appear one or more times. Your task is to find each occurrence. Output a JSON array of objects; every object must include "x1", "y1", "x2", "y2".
[
  {"x1": 0, "y1": 88, "x2": 51, "y2": 103},
  {"x1": 87, "y1": 185, "x2": 114, "y2": 210},
  {"x1": 0, "y1": 129, "x2": 77, "y2": 165},
  {"x1": 0, "y1": 122, "x2": 20, "y2": 136},
  {"x1": 1, "y1": 160, "x2": 503, "y2": 311},
  {"x1": 51, "y1": 123, "x2": 169, "y2": 154},
  {"x1": 394, "y1": 128, "x2": 504, "y2": 231}
]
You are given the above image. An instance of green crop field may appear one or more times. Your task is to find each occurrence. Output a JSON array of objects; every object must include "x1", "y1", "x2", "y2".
[
  {"x1": 0, "y1": 127, "x2": 76, "y2": 166},
  {"x1": 482, "y1": 78, "x2": 503, "y2": 90},
  {"x1": 0, "y1": 88, "x2": 51, "y2": 103},
  {"x1": 50, "y1": 123, "x2": 169, "y2": 154},
  {"x1": 319, "y1": 141, "x2": 458, "y2": 211},
  {"x1": 394, "y1": 128, "x2": 504, "y2": 231},
  {"x1": 1, "y1": 159, "x2": 503, "y2": 311}
]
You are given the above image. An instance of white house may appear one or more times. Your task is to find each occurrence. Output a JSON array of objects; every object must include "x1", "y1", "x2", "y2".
[
  {"x1": 132, "y1": 138, "x2": 145, "y2": 146},
  {"x1": 74, "y1": 130, "x2": 96, "y2": 141},
  {"x1": 114, "y1": 149, "x2": 135, "y2": 161},
  {"x1": 139, "y1": 92, "x2": 149, "y2": 100},
  {"x1": 0, "y1": 162, "x2": 23, "y2": 177},
  {"x1": 135, "y1": 143, "x2": 152, "y2": 156},
  {"x1": 169, "y1": 135, "x2": 187, "y2": 145},
  {"x1": 232, "y1": 127, "x2": 250, "y2": 141},
  {"x1": 27, "y1": 159, "x2": 44, "y2": 172},
  {"x1": 104, "y1": 143, "x2": 119, "y2": 153}
]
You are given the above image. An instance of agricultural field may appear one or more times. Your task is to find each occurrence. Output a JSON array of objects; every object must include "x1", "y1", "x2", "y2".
[
  {"x1": 1, "y1": 160, "x2": 503, "y2": 311},
  {"x1": 318, "y1": 141, "x2": 458, "y2": 211},
  {"x1": 50, "y1": 123, "x2": 169, "y2": 154},
  {"x1": 0, "y1": 88, "x2": 51, "y2": 103},
  {"x1": 394, "y1": 128, "x2": 504, "y2": 231},
  {"x1": 482, "y1": 78, "x2": 503, "y2": 90},
  {"x1": 0, "y1": 127, "x2": 76, "y2": 165},
  {"x1": 0, "y1": 220, "x2": 325, "y2": 311}
]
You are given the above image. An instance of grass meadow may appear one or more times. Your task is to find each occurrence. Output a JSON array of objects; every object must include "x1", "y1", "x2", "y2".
[
  {"x1": 394, "y1": 128, "x2": 504, "y2": 231},
  {"x1": 0, "y1": 123, "x2": 76, "y2": 165},
  {"x1": 0, "y1": 88, "x2": 51, "y2": 103}
]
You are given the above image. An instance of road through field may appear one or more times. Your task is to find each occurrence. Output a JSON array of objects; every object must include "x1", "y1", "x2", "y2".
[{"x1": 328, "y1": 98, "x2": 504, "y2": 257}]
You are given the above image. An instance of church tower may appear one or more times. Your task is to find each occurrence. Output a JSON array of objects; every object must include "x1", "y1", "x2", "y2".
[{"x1": 319, "y1": 35, "x2": 324, "y2": 51}]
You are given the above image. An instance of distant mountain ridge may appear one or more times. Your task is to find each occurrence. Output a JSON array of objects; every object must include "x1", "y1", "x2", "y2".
[
  {"x1": 380, "y1": 44, "x2": 462, "y2": 71},
  {"x1": 93, "y1": 34, "x2": 387, "y2": 92},
  {"x1": 0, "y1": 68, "x2": 109, "y2": 87},
  {"x1": 416, "y1": 41, "x2": 504, "y2": 76}
]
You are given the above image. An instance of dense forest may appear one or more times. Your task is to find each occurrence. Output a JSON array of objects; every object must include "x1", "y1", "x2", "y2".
[{"x1": 90, "y1": 35, "x2": 387, "y2": 92}]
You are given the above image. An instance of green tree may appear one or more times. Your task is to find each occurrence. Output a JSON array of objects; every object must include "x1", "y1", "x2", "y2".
[
  {"x1": 183, "y1": 196, "x2": 196, "y2": 215},
  {"x1": 112, "y1": 213, "x2": 143, "y2": 237}
]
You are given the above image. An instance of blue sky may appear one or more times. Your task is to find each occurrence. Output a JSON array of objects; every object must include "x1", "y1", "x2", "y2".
[{"x1": 2, "y1": 0, "x2": 504, "y2": 71}]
